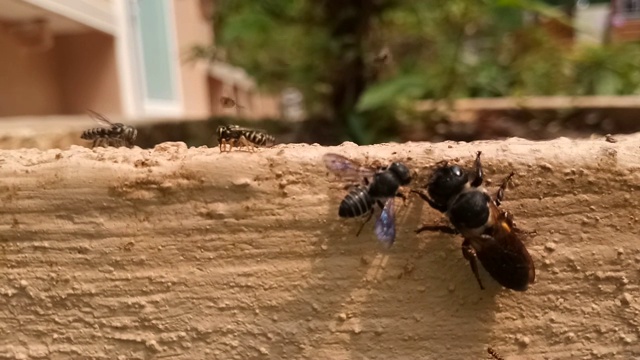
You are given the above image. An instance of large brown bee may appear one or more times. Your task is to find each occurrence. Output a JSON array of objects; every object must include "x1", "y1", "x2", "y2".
[
  {"x1": 216, "y1": 125, "x2": 275, "y2": 152},
  {"x1": 81, "y1": 110, "x2": 137, "y2": 148},
  {"x1": 412, "y1": 151, "x2": 535, "y2": 291}
]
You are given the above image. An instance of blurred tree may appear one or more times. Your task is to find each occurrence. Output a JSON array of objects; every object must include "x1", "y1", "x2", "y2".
[
  {"x1": 196, "y1": 0, "x2": 640, "y2": 144},
  {"x1": 207, "y1": 0, "x2": 399, "y2": 143}
]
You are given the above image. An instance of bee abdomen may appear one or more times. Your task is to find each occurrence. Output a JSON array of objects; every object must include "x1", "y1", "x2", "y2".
[
  {"x1": 81, "y1": 128, "x2": 112, "y2": 140},
  {"x1": 339, "y1": 187, "x2": 374, "y2": 218},
  {"x1": 243, "y1": 131, "x2": 275, "y2": 147}
]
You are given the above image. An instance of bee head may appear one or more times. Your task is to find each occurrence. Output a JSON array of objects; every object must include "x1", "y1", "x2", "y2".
[
  {"x1": 427, "y1": 164, "x2": 468, "y2": 205},
  {"x1": 388, "y1": 162, "x2": 412, "y2": 185},
  {"x1": 216, "y1": 125, "x2": 229, "y2": 141},
  {"x1": 123, "y1": 126, "x2": 137, "y2": 140}
]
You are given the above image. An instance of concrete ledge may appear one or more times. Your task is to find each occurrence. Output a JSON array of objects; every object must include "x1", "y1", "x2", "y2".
[{"x1": 0, "y1": 135, "x2": 639, "y2": 359}]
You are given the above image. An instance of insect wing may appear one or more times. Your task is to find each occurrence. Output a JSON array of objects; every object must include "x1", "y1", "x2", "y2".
[
  {"x1": 472, "y1": 230, "x2": 535, "y2": 291},
  {"x1": 87, "y1": 110, "x2": 115, "y2": 128},
  {"x1": 322, "y1": 153, "x2": 375, "y2": 182},
  {"x1": 374, "y1": 198, "x2": 396, "y2": 247}
]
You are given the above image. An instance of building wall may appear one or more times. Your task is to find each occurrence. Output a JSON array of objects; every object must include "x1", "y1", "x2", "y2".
[
  {"x1": 172, "y1": 0, "x2": 213, "y2": 118},
  {"x1": 54, "y1": 31, "x2": 121, "y2": 115},
  {"x1": 0, "y1": 24, "x2": 62, "y2": 116},
  {"x1": 0, "y1": 0, "x2": 277, "y2": 120}
]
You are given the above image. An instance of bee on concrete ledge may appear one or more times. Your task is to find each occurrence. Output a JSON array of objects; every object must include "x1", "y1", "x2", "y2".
[
  {"x1": 81, "y1": 110, "x2": 137, "y2": 149},
  {"x1": 216, "y1": 125, "x2": 275, "y2": 152}
]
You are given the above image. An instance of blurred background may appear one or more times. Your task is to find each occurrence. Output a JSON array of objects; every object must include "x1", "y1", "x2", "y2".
[{"x1": 1, "y1": 0, "x2": 640, "y2": 149}]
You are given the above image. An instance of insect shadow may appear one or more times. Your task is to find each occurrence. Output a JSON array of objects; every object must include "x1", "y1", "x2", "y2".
[{"x1": 268, "y1": 152, "x2": 502, "y2": 359}]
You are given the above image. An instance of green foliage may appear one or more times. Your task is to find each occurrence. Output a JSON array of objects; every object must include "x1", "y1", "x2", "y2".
[
  {"x1": 355, "y1": 74, "x2": 429, "y2": 112},
  {"x1": 213, "y1": 1, "x2": 327, "y2": 94},
  {"x1": 571, "y1": 43, "x2": 640, "y2": 95},
  {"x1": 201, "y1": 0, "x2": 640, "y2": 144}
]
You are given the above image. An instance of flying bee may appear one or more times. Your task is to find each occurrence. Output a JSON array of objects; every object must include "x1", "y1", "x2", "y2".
[
  {"x1": 372, "y1": 46, "x2": 392, "y2": 66},
  {"x1": 322, "y1": 153, "x2": 412, "y2": 248},
  {"x1": 487, "y1": 346, "x2": 505, "y2": 360},
  {"x1": 81, "y1": 110, "x2": 137, "y2": 148},
  {"x1": 412, "y1": 151, "x2": 535, "y2": 291},
  {"x1": 216, "y1": 124, "x2": 275, "y2": 152},
  {"x1": 220, "y1": 96, "x2": 245, "y2": 109}
]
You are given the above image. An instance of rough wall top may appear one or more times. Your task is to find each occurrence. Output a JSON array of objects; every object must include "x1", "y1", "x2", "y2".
[{"x1": 0, "y1": 135, "x2": 639, "y2": 360}]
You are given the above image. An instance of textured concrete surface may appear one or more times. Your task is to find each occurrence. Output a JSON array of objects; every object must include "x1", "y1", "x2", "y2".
[{"x1": 0, "y1": 135, "x2": 639, "y2": 359}]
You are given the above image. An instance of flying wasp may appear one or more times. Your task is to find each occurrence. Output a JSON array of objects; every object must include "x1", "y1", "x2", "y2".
[
  {"x1": 322, "y1": 153, "x2": 412, "y2": 248},
  {"x1": 220, "y1": 96, "x2": 245, "y2": 109},
  {"x1": 412, "y1": 151, "x2": 535, "y2": 291},
  {"x1": 81, "y1": 110, "x2": 137, "y2": 148},
  {"x1": 216, "y1": 124, "x2": 275, "y2": 152},
  {"x1": 372, "y1": 46, "x2": 392, "y2": 66}
]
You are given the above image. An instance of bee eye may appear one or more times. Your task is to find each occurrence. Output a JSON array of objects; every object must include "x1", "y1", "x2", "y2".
[{"x1": 451, "y1": 166, "x2": 462, "y2": 177}]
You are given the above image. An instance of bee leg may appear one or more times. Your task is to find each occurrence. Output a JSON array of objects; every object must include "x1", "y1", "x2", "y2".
[
  {"x1": 237, "y1": 136, "x2": 252, "y2": 152},
  {"x1": 434, "y1": 159, "x2": 449, "y2": 168},
  {"x1": 502, "y1": 210, "x2": 534, "y2": 236},
  {"x1": 355, "y1": 209, "x2": 375, "y2": 237},
  {"x1": 395, "y1": 189, "x2": 408, "y2": 207},
  {"x1": 470, "y1": 151, "x2": 484, "y2": 188},
  {"x1": 410, "y1": 189, "x2": 448, "y2": 213},
  {"x1": 462, "y1": 238, "x2": 485, "y2": 290},
  {"x1": 494, "y1": 172, "x2": 515, "y2": 207},
  {"x1": 502, "y1": 211, "x2": 515, "y2": 227},
  {"x1": 415, "y1": 225, "x2": 457, "y2": 235},
  {"x1": 342, "y1": 183, "x2": 359, "y2": 191}
]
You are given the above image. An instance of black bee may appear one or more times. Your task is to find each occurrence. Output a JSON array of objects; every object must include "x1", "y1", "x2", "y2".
[
  {"x1": 323, "y1": 153, "x2": 412, "y2": 248},
  {"x1": 81, "y1": 110, "x2": 137, "y2": 148},
  {"x1": 412, "y1": 151, "x2": 535, "y2": 291},
  {"x1": 216, "y1": 125, "x2": 275, "y2": 152}
]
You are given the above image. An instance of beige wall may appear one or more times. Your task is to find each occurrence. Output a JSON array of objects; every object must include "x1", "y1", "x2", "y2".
[
  {"x1": 0, "y1": 25, "x2": 62, "y2": 116},
  {"x1": 0, "y1": 0, "x2": 277, "y2": 120},
  {"x1": 54, "y1": 31, "x2": 121, "y2": 115},
  {"x1": 0, "y1": 26, "x2": 121, "y2": 117},
  {"x1": 172, "y1": 0, "x2": 213, "y2": 118}
]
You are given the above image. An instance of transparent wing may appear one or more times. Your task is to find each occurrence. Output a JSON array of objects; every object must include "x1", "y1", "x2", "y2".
[
  {"x1": 87, "y1": 110, "x2": 114, "y2": 128},
  {"x1": 322, "y1": 153, "x2": 376, "y2": 182},
  {"x1": 224, "y1": 124, "x2": 267, "y2": 134},
  {"x1": 375, "y1": 197, "x2": 396, "y2": 248}
]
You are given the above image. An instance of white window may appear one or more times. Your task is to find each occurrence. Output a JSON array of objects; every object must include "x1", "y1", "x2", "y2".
[{"x1": 120, "y1": 0, "x2": 182, "y2": 117}]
